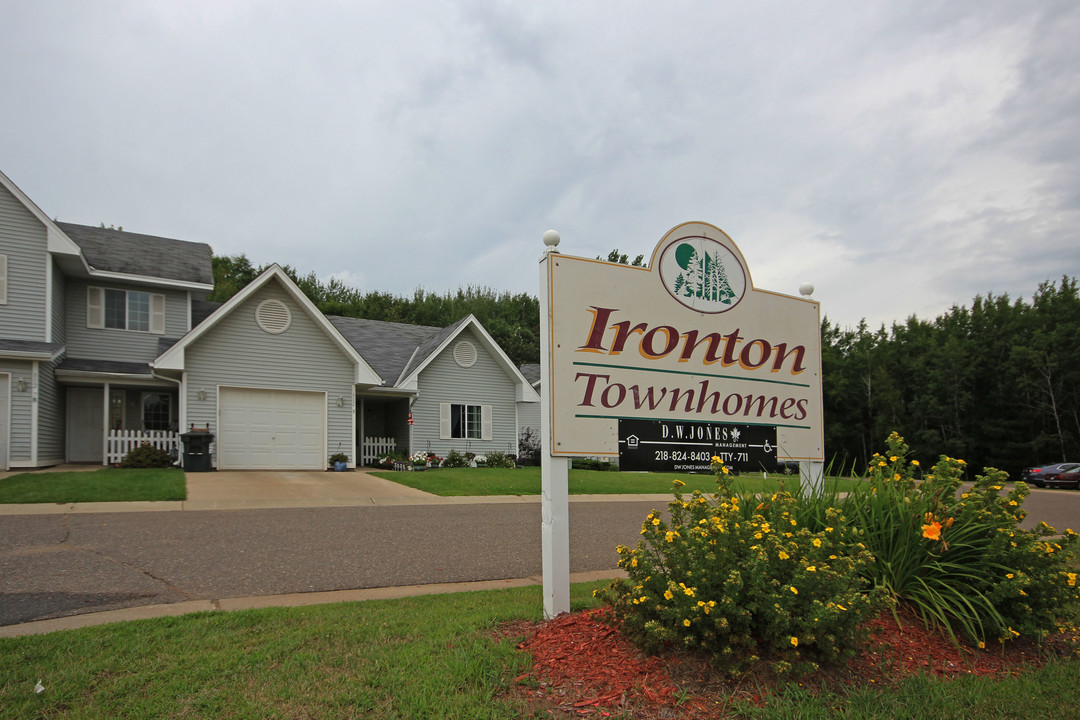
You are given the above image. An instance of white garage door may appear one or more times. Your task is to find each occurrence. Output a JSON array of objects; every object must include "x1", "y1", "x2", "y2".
[{"x1": 218, "y1": 387, "x2": 326, "y2": 470}]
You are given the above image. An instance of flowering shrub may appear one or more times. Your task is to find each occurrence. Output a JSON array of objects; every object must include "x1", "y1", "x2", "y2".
[
  {"x1": 442, "y1": 449, "x2": 470, "y2": 468},
  {"x1": 598, "y1": 460, "x2": 881, "y2": 676},
  {"x1": 483, "y1": 451, "x2": 517, "y2": 469},
  {"x1": 373, "y1": 452, "x2": 403, "y2": 469},
  {"x1": 408, "y1": 450, "x2": 429, "y2": 465},
  {"x1": 829, "y1": 432, "x2": 1080, "y2": 646}
]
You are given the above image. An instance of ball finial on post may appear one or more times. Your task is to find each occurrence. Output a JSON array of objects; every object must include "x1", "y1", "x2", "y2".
[
  {"x1": 799, "y1": 282, "x2": 815, "y2": 298},
  {"x1": 542, "y1": 229, "x2": 561, "y2": 253}
]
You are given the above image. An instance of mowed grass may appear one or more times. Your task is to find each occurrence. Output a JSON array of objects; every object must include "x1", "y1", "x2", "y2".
[
  {"x1": 0, "y1": 468, "x2": 186, "y2": 503},
  {"x1": 2, "y1": 582, "x2": 1078, "y2": 719},
  {"x1": 372, "y1": 466, "x2": 861, "y2": 496}
]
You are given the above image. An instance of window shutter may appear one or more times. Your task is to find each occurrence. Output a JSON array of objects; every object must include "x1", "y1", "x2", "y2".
[
  {"x1": 0, "y1": 254, "x2": 7, "y2": 305},
  {"x1": 150, "y1": 294, "x2": 166, "y2": 334},
  {"x1": 481, "y1": 405, "x2": 492, "y2": 440},
  {"x1": 87, "y1": 287, "x2": 104, "y2": 328},
  {"x1": 439, "y1": 403, "x2": 451, "y2": 439}
]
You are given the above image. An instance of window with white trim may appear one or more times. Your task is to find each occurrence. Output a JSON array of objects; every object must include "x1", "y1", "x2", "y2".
[
  {"x1": 87, "y1": 287, "x2": 165, "y2": 333},
  {"x1": 439, "y1": 403, "x2": 492, "y2": 440}
]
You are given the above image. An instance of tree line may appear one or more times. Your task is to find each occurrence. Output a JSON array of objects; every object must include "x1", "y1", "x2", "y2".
[
  {"x1": 209, "y1": 255, "x2": 540, "y2": 367},
  {"x1": 822, "y1": 276, "x2": 1079, "y2": 478}
]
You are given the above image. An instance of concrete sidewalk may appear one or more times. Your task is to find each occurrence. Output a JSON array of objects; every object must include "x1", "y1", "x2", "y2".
[{"x1": 0, "y1": 465, "x2": 671, "y2": 515}]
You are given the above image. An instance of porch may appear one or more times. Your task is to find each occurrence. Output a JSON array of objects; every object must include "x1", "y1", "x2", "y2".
[{"x1": 357, "y1": 394, "x2": 412, "y2": 466}]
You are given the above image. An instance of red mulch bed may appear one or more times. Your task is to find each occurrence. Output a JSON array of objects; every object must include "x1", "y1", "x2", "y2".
[{"x1": 500, "y1": 607, "x2": 1079, "y2": 719}]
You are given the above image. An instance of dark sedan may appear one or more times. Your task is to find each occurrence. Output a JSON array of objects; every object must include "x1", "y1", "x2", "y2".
[{"x1": 1023, "y1": 462, "x2": 1080, "y2": 487}]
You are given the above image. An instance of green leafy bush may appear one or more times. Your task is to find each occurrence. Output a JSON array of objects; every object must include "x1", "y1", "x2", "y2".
[
  {"x1": 483, "y1": 451, "x2": 516, "y2": 469},
  {"x1": 120, "y1": 443, "x2": 175, "y2": 469},
  {"x1": 572, "y1": 457, "x2": 617, "y2": 471},
  {"x1": 598, "y1": 468, "x2": 881, "y2": 676},
  {"x1": 826, "y1": 432, "x2": 1080, "y2": 646},
  {"x1": 442, "y1": 449, "x2": 470, "y2": 468}
]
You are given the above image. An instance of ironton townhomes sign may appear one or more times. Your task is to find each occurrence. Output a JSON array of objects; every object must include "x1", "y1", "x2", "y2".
[
  {"x1": 544, "y1": 221, "x2": 823, "y2": 465},
  {"x1": 538, "y1": 221, "x2": 824, "y2": 618}
]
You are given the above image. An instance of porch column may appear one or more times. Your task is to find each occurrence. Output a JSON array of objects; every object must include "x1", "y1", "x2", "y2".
[{"x1": 101, "y1": 382, "x2": 110, "y2": 466}]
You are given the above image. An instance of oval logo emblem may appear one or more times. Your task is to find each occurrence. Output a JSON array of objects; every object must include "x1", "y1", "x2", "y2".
[{"x1": 658, "y1": 235, "x2": 746, "y2": 313}]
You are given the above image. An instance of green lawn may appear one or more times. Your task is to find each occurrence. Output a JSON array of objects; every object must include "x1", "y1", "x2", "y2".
[
  {"x1": 371, "y1": 466, "x2": 861, "y2": 496},
  {"x1": 1, "y1": 582, "x2": 1076, "y2": 719},
  {"x1": 0, "y1": 468, "x2": 186, "y2": 503}
]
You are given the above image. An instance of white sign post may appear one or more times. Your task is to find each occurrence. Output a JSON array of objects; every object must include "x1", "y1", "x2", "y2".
[
  {"x1": 539, "y1": 223, "x2": 824, "y2": 619},
  {"x1": 539, "y1": 231, "x2": 570, "y2": 619}
]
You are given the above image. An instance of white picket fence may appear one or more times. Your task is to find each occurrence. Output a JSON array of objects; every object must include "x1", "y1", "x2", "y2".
[
  {"x1": 106, "y1": 429, "x2": 181, "y2": 466},
  {"x1": 361, "y1": 436, "x2": 397, "y2": 465}
]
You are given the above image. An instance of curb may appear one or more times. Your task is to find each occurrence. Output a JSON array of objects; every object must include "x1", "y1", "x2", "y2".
[{"x1": 0, "y1": 570, "x2": 627, "y2": 638}]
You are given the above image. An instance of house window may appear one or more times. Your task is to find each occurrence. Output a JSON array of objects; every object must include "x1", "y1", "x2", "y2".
[
  {"x1": 87, "y1": 287, "x2": 165, "y2": 333},
  {"x1": 142, "y1": 392, "x2": 172, "y2": 431},
  {"x1": 106, "y1": 289, "x2": 149, "y2": 330},
  {"x1": 439, "y1": 402, "x2": 492, "y2": 440},
  {"x1": 451, "y1": 404, "x2": 482, "y2": 439}
]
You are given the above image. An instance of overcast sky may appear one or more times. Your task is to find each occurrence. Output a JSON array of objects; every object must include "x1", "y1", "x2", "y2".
[{"x1": 3, "y1": 1, "x2": 1077, "y2": 330}]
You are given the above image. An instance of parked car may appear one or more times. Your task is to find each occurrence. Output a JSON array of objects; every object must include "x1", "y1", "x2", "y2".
[
  {"x1": 1023, "y1": 462, "x2": 1080, "y2": 487},
  {"x1": 1038, "y1": 467, "x2": 1080, "y2": 489}
]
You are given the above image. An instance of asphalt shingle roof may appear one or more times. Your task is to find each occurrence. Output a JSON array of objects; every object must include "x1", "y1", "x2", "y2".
[
  {"x1": 0, "y1": 339, "x2": 64, "y2": 357},
  {"x1": 328, "y1": 315, "x2": 448, "y2": 386},
  {"x1": 57, "y1": 222, "x2": 213, "y2": 285},
  {"x1": 57, "y1": 358, "x2": 153, "y2": 376}
]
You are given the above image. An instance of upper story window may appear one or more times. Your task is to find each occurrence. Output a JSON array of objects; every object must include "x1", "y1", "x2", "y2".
[{"x1": 87, "y1": 286, "x2": 165, "y2": 333}]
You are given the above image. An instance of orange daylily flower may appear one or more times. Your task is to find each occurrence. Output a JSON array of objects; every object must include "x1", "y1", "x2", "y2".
[{"x1": 922, "y1": 521, "x2": 943, "y2": 541}]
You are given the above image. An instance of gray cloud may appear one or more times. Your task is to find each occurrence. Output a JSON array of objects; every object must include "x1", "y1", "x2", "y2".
[{"x1": 2, "y1": 0, "x2": 1077, "y2": 331}]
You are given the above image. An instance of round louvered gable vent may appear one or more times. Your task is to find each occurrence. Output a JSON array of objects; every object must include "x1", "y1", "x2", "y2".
[
  {"x1": 256, "y1": 299, "x2": 292, "y2": 334},
  {"x1": 453, "y1": 340, "x2": 477, "y2": 368}
]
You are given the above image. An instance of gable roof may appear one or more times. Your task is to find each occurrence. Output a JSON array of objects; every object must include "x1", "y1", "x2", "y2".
[
  {"x1": 327, "y1": 315, "x2": 445, "y2": 387},
  {"x1": 395, "y1": 314, "x2": 539, "y2": 401},
  {"x1": 0, "y1": 169, "x2": 85, "y2": 262},
  {"x1": 153, "y1": 264, "x2": 383, "y2": 386},
  {"x1": 519, "y1": 363, "x2": 541, "y2": 386},
  {"x1": 57, "y1": 222, "x2": 214, "y2": 289}
]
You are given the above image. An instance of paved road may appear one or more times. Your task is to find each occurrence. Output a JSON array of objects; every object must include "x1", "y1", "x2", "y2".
[
  {"x1": 1, "y1": 486, "x2": 1077, "y2": 630},
  {"x1": 0, "y1": 500, "x2": 663, "y2": 627}
]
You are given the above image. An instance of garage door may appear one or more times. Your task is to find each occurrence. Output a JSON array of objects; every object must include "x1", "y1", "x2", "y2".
[{"x1": 218, "y1": 387, "x2": 326, "y2": 470}]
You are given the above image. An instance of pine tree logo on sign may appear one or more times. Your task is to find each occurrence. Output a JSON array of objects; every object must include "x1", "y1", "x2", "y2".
[{"x1": 660, "y1": 236, "x2": 746, "y2": 313}]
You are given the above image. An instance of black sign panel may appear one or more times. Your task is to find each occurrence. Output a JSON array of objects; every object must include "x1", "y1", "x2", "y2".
[{"x1": 618, "y1": 419, "x2": 778, "y2": 473}]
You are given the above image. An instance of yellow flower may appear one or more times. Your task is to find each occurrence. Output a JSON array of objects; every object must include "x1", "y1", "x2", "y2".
[
  {"x1": 631, "y1": 557, "x2": 639, "y2": 567},
  {"x1": 664, "y1": 590, "x2": 674, "y2": 600},
  {"x1": 778, "y1": 550, "x2": 790, "y2": 560},
  {"x1": 673, "y1": 479, "x2": 685, "y2": 487},
  {"x1": 1006, "y1": 573, "x2": 1014, "y2": 579},
  {"x1": 890, "y1": 456, "x2": 898, "y2": 462},
  {"x1": 807, "y1": 566, "x2": 817, "y2": 572},
  {"x1": 812, "y1": 538, "x2": 822, "y2": 548},
  {"x1": 652, "y1": 518, "x2": 661, "y2": 526},
  {"x1": 1067, "y1": 573, "x2": 1077, "y2": 587},
  {"x1": 978, "y1": 641, "x2": 986, "y2": 649},
  {"x1": 790, "y1": 636, "x2": 799, "y2": 647},
  {"x1": 684, "y1": 619, "x2": 691, "y2": 627},
  {"x1": 912, "y1": 460, "x2": 920, "y2": 467},
  {"x1": 790, "y1": 586, "x2": 798, "y2": 595},
  {"x1": 836, "y1": 604, "x2": 846, "y2": 611}
]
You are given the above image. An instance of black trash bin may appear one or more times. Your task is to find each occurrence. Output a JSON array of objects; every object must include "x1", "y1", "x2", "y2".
[{"x1": 180, "y1": 426, "x2": 215, "y2": 472}]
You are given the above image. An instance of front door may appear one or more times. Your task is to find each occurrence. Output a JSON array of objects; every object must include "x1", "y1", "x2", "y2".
[{"x1": 67, "y1": 387, "x2": 104, "y2": 463}]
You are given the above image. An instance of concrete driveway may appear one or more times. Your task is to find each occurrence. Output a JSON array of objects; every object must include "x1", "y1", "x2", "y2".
[
  {"x1": 184, "y1": 468, "x2": 437, "y2": 509},
  {"x1": 0, "y1": 465, "x2": 439, "y2": 513}
]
